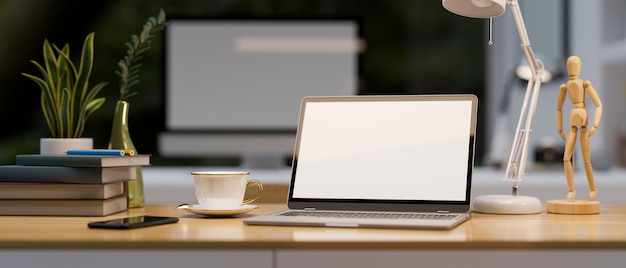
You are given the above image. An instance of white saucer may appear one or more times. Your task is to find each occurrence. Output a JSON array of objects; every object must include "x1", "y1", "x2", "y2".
[{"x1": 176, "y1": 204, "x2": 259, "y2": 216}]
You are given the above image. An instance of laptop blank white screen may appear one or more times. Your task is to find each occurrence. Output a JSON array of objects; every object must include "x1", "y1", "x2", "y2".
[{"x1": 292, "y1": 99, "x2": 473, "y2": 201}]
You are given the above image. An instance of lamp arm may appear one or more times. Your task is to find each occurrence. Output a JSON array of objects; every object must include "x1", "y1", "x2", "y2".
[
  {"x1": 509, "y1": 0, "x2": 540, "y2": 77},
  {"x1": 502, "y1": 0, "x2": 545, "y2": 191}
]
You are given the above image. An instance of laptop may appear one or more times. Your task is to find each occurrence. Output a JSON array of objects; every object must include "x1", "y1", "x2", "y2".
[{"x1": 244, "y1": 94, "x2": 478, "y2": 230}]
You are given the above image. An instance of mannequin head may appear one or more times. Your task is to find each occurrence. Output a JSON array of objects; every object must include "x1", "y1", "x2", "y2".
[{"x1": 566, "y1": 56, "x2": 582, "y2": 79}]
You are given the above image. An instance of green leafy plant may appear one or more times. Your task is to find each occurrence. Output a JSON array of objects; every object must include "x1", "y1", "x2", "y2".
[
  {"x1": 22, "y1": 33, "x2": 108, "y2": 138},
  {"x1": 116, "y1": 9, "x2": 167, "y2": 101}
]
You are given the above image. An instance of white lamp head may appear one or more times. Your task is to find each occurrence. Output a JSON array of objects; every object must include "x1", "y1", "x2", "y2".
[
  {"x1": 515, "y1": 64, "x2": 553, "y2": 83},
  {"x1": 514, "y1": 55, "x2": 554, "y2": 83},
  {"x1": 442, "y1": 0, "x2": 506, "y2": 18}
]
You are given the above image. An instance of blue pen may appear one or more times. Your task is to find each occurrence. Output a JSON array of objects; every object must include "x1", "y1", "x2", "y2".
[{"x1": 65, "y1": 149, "x2": 135, "y2": 156}]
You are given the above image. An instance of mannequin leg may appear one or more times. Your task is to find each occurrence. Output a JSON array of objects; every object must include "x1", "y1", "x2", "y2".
[
  {"x1": 580, "y1": 127, "x2": 597, "y2": 200},
  {"x1": 563, "y1": 127, "x2": 578, "y2": 200}
]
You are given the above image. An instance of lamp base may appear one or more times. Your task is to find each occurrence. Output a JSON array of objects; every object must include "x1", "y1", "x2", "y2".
[
  {"x1": 546, "y1": 199, "x2": 600, "y2": 215},
  {"x1": 472, "y1": 195, "x2": 542, "y2": 214}
]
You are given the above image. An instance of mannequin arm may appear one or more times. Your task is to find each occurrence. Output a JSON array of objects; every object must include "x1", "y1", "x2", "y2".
[
  {"x1": 556, "y1": 84, "x2": 567, "y2": 140},
  {"x1": 584, "y1": 80, "x2": 603, "y2": 137}
]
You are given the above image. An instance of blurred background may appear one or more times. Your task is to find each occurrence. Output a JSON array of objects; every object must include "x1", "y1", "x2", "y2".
[
  {"x1": 0, "y1": 0, "x2": 486, "y2": 166},
  {"x1": 2, "y1": 0, "x2": 623, "y2": 171}
]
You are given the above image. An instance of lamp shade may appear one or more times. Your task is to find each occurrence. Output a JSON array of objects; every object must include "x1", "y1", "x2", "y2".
[{"x1": 442, "y1": 0, "x2": 506, "y2": 18}]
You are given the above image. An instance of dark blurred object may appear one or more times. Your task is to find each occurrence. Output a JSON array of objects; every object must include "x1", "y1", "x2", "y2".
[{"x1": 534, "y1": 138, "x2": 564, "y2": 165}]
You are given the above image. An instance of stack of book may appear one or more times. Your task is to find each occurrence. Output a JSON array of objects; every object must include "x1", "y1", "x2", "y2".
[{"x1": 0, "y1": 153, "x2": 150, "y2": 216}]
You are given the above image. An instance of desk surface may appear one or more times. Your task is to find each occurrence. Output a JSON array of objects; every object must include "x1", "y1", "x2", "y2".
[{"x1": 3, "y1": 204, "x2": 626, "y2": 250}]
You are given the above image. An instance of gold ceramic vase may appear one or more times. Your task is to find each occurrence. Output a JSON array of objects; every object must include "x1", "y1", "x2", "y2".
[{"x1": 109, "y1": 100, "x2": 145, "y2": 208}]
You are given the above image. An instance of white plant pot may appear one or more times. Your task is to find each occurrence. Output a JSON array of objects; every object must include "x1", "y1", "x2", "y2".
[{"x1": 40, "y1": 138, "x2": 93, "y2": 155}]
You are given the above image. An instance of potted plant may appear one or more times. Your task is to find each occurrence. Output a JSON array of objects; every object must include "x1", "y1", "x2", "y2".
[
  {"x1": 22, "y1": 33, "x2": 108, "y2": 154},
  {"x1": 109, "y1": 9, "x2": 166, "y2": 208}
]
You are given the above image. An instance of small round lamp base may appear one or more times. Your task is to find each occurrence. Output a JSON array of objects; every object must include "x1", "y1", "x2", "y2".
[
  {"x1": 546, "y1": 200, "x2": 600, "y2": 215},
  {"x1": 472, "y1": 195, "x2": 542, "y2": 214}
]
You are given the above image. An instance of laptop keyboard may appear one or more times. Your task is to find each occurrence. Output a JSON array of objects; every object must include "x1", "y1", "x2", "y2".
[{"x1": 278, "y1": 211, "x2": 458, "y2": 220}]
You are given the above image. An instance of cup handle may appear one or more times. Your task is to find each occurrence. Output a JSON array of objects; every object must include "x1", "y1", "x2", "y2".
[{"x1": 242, "y1": 180, "x2": 263, "y2": 204}]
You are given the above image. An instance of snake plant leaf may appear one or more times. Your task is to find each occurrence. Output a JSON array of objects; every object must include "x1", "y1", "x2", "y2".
[
  {"x1": 85, "y1": 97, "x2": 106, "y2": 117},
  {"x1": 42, "y1": 40, "x2": 60, "y2": 89},
  {"x1": 59, "y1": 88, "x2": 72, "y2": 138},
  {"x1": 52, "y1": 43, "x2": 74, "y2": 92},
  {"x1": 55, "y1": 44, "x2": 78, "y2": 80},
  {"x1": 40, "y1": 94, "x2": 56, "y2": 136},
  {"x1": 22, "y1": 73, "x2": 48, "y2": 93},
  {"x1": 55, "y1": 60, "x2": 69, "y2": 99},
  {"x1": 24, "y1": 73, "x2": 58, "y2": 136},
  {"x1": 55, "y1": 47, "x2": 80, "y2": 113},
  {"x1": 22, "y1": 73, "x2": 53, "y2": 103},
  {"x1": 75, "y1": 33, "x2": 96, "y2": 104},
  {"x1": 29, "y1": 60, "x2": 49, "y2": 83},
  {"x1": 75, "y1": 95, "x2": 106, "y2": 137},
  {"x1": 53, "y1": 45, "x2": 74, "y2": 97},
  {"x1": 83, "y1": 82, "x2": 108, "y2": 106},
  {"x1": 79, "y1": 81, "x2": 108, "y2": 130},
  {"x1": 23, "y1": 72, "x2": 59, "y2": 127},
  {"x1": 56, "y1": 43, "x2": 70, "y2": 55}
]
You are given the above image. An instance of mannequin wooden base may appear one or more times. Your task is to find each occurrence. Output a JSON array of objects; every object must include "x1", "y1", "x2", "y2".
[{"x1": 546, "y1": 200, "x2": 600, "y2": 215}]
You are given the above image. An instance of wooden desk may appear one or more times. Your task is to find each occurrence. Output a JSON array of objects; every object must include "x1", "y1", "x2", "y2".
[{"x1": 2, "y1": 204, "x2": 626, "y2": 268}]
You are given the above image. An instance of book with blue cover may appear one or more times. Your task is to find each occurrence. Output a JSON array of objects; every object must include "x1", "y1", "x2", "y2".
[
  {"x1": 0, "y1": 165, "x2": 136, "y2": 184},
  {"x1": 15, "y1": 154, "x2": 150, "y2": 167}
]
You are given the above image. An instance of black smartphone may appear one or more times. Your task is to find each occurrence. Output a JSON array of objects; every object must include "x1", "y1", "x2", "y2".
[{"x1": 88, "y1": 216, "x2": 179, "y2": 229}]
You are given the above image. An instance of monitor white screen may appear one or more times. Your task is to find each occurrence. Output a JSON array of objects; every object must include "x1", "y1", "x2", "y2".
[{"x1": 165, "y1": 20, "x2": 358, "y2": 131}]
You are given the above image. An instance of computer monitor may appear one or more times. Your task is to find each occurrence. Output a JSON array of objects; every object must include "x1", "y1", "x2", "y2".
[{"x1": 158, "y1": 19, "x2": 359, "y2": 167}]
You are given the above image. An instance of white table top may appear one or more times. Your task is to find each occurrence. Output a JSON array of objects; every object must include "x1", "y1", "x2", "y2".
[{"x1": 142, "y1": 166, "x2": 626, "y2": 204}]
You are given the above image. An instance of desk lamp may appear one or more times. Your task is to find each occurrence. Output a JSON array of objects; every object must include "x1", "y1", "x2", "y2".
[{"x1": 442, "y1": 0, "x2": 542, "y2": 214}]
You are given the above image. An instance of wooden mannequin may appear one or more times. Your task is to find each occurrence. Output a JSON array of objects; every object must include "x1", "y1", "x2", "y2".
[{"x1": 548, "y1": 55, "x2": 603, "y2": 214}]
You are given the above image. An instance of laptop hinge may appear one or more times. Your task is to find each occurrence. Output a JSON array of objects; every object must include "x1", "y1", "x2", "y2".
[
  {"x1": 304, "y1": 207, "x2": 316, "y2": 211},
  {"x1": 437, "y1": 210, "x2": 450, "y2": 214}
]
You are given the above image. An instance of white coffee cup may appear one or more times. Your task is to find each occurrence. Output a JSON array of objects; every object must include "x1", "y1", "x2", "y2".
[{"x1": 191, "y1": 171, "x2": 263, "y2": 210}]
